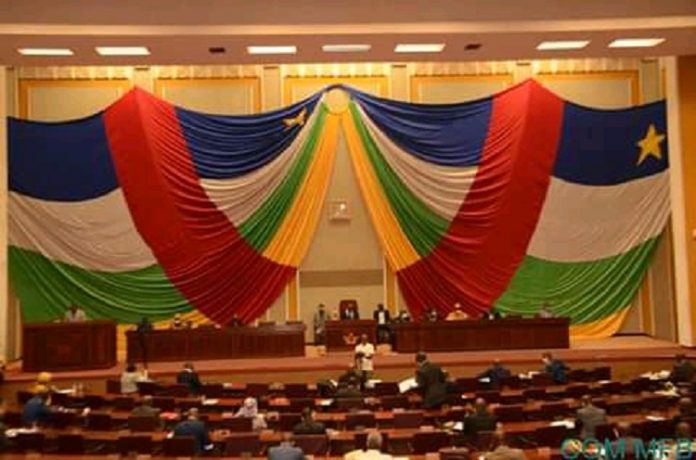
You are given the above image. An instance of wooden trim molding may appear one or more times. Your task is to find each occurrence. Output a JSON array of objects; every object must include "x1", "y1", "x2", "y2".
[
  {"x1": 153, "y1": 77, "x2": 261, "y2": 113},
  {"x1": 409, "y1": 74, "x2": 514, "y2": 103},
  {"x1": 299, "y1": 269, "x2": 383, "y2": 288},
  {"x1": 283, "y1": 76, "x2": 389, "y2": 105},
  {"x1": 534, "y1": 70, "x2": 641, "y2": 105},
  {"x1": 18, "y1": 78, "x2": 132, "y2": 119}
]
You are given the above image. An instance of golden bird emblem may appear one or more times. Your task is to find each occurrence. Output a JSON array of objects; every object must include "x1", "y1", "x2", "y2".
[{"x1": 283, "y1": 108, "x2": 307, "y2": 129}]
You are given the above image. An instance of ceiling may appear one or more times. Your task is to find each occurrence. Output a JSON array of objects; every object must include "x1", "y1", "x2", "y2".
[{"x1": 1, "y1": 0, "x2": 696, "y2": 66}]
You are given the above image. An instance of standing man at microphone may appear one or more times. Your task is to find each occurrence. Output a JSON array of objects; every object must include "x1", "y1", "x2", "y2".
[{"x1": 354, "y1": 334, "x2": 375, "y2": 380}]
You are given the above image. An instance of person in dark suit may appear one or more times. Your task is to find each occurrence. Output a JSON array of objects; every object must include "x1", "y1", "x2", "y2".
[
  {"x1": 542, "y1": 352, "x2": 570, "y2": 384},
  {"x1": 672, "y1": 397, "x2": 695, "y2": 425},
  {"x1": 131, "y1": 395, "x2": 160, "y2": 418},
  {"x1": 575, "y1": 395, "x2": 607, "y2": 438},
  {"x1": 341, "y1": 303, "x2": 360, "y2": 320},
  {"x1": 268, "y1": 434, "x2": 305, "y2": 460},
  {"x1": 293, "y1": 407, "x2": 326, "y2": 435},
  {"x1": 173, "y1": 408, "x2": 211, "y2": 454},
  {"x1": 22, "y1": 391, "x2": 51, "y2": 426},
  {"x1": 463, "y1": 398, "x2": 498, "y2": 435},
  {"x1": 425, "y1": 308, "x2": 440, "y2": 322},
  {"x1": 228, "y1": 313, "x2": 243, "y2": 327},
  {"x1": 373, "y1": 304, "x2": 391, "y2": 343},
  {"x1": 484, "y1": 308, "x2": 502, "y2": 320},
  {"x1": 415, "y1": 352, "x2": 448, "y2": 409},
  {"x1": 478, "y1": 359, "x2": 512, "y2": 387},
  {"x1": 177, "y1": 362, "x2": 202, "y2": 395},
  {"x1": 671, "y1": 354, "x2": 695, "y2": 383}
]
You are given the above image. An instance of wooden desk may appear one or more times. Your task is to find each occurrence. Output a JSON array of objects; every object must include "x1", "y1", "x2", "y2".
[
  {"x1": 126, "y1": 324, "x2": 306, "y2": 363},
  {"x1": 22, "y1": 320, "x2": 117, "y2": 372},
  {"x1": 392, "y1": 318, "x2": 570, "y2": 353},
  {"x1": 325, "y1": 320, "x2": 377, "y2": 351}
]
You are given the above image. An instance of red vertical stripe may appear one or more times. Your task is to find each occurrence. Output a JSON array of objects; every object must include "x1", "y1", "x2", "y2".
[
  {"x1": 398, "y1": 81, "x2": 564, "y2": 318},
  {"x1": 104, "y1": 89, "x2": 294, "y2": 324}
]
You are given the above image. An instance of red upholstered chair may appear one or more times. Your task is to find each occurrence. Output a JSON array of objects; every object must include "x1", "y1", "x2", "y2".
[
  {"x1": 106, "y1": 379, "x2": 122, "y2": 394},
  {"x1": 345, "y1": 412, "x2": 376, "y2": 430},
  {"x1": 128, "y1": 415, "x2": 160, "y2": 432},
  {"x1": 374, "y1": 382, "x2": 400, "y2": 396},
  {"x1": 284, "y1": 383, "x2": 310, "y2": 398},
  {"x1": 381, "y1": 395, "x2": 409, "y2": 410},
  {"x1": 153, "y1": 396, "x2": 176, "y2": 412},
  {"x1": 202, "y1": 383, "x2": 224, "y2": 398},
  {"x1": 393, "y1": 410, "x2": 424, "y2": 428},
  {"x1": 494, "y1": 404, "x2": 525, "y2": 422},
  {"x1": 439, "y1": 447, "x2": 471, "y2": 460},
  {"x1": 166, "y1": 384, "x2": 190, "y2": 397},
  {"x1": 163, "y1": 436, "x2": 197, "y2": 457},
  {"x1": 411, "y1": 431, "x2": 451, "y2": 454},
  {"x1": 55, "y1": 433, "x2": 85, "y2": 455},
  {"x1": 335, "y1": 397, "x2": 365, "y2": 411},
  {"x1": 223, "y1": 433, "x2": 262, "y2": 456},
  {"x1": 534, "y1": 426, "x2": 572, "y2": 447},
  {"x1": 221, "y1": 416, "x2": 253, "y2": 432},
  {"x1": 293, "y1": 434, "x2": 330, "y2": 455},
  {"x1": 339, "y1": 299, "x2": 359, "y2": 319},
  {"x1": 113, "y1": 396, "x2": 135, "y2": 411},
  {"x1": 15, "y1": 432, "x2": 45, "y2": 453},
  {"x1": 247, "y1": 383, "x2": 269, "y2": 398},
  {"x1": 117, "y1": 435, "x2": 153, "y2": 456},
  {"x1": 86, "y1": 412, "x2": 113, "y2": 431},
  {"x1": 279, "y1": 412, "x2": 303, "y2": 431}
]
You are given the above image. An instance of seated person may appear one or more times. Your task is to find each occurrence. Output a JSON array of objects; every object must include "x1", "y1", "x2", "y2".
[
  {"x1": 483, "y1": 431, "x2": 527, "y2": 460},
  {"x1": 22, "y1": 391, "x2": 51, "y2": 427},
  {"x1": 170, "y1": 313, "x2": 184, "y2": 329},
  {"x1": 446, "y1": 303, "x2": 469, "y2": 321},
  {"x1": 31, "y1": 371, "x2": 54, "y2": 394},
  {"x1": 542, "y1": 352, "x2": 570, "y2": 384},
  {"x1": 425, "y1": 308, "x2": 440, "y2": 322},
  {"x1": 131, "y1": 395, "x2": 160, "y2": 418},
  {"x1": 537, "y1": 303, "x2": 555, "y2": 318},
  {"x1": 176, "y1": 362, "x2": 202, "y2": 395},
  {"x1": 671, "y1": 354, "x2": 695, "y2": 384},
  {"x1": 173, "y1": 407, "x2": 211, "y2": 454},
  {"x1": 462, "y1": 398, "x2": 499, "y2": 435},
  {"x1": 673, "y1": 397, "x2": 696, "y2": 424},
  {"x1": 120, "y1": 362, "x2": 146, "y2": 394},
  {"x1": 484, "y1": 308, "x2": 502, "y2": 320},
  {"x1": 341, "y1": 303, "x2": 360, "y2": 320},
  {"x1": 395, "y1": 309, "x2": 411, "y2": 323},
  {"x1": 235, "y1": 397, "x2": 267, "y2": 430},
  {"x1": 136, "y1": 316, "x2": 153, "y2": 333},
  {"x1": 269, "y1": 433, "x2": 304, "y2": 460},
  {"x1": 228, "y1": 313, "x2": 243, "y2": 327},
  {"x1": 335, "y1": 377, "x2": 362, "y2": 399},
  {"x1": 478, "y1": 359, "x2": 512, "y2": 386},
  {"x1": 64, "y1": 305, "x2": 86, "y2": 322},
  {"x1": 293, "y1": 407, "x2": 327, "y2": 435}
]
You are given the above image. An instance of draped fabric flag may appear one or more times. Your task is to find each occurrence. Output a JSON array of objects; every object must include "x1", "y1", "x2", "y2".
[
  {"x1": 342, "y1": 80, "x2": 669, "y2": 338},
  {"x1": 9, "y1": 88, "x2": 339, "y2": 325},
  {"x1": 9, "y1": 80, "x2": 669, "y2": 338}
]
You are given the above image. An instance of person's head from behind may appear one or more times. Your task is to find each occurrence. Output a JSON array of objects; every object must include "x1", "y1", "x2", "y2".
[
  {"x1": 416, "y1": 352, "x2": 427, "y2": 366},
  {"x1": 474, "y1": 397, "x2": 488, "y2": 414},
  {"x1": 676, "y1": 421, "x2": 692, "y2": 439},
  {"x1": 318, "y1": 303, "x2": 325, "y2": 312},
  {"x1": 69, "y1": 305, "x2": 77, "y2": 313},
  {"x1": 243, "y1": 397, "x2": 258, "y2": 412},
  {"x1": 183, "y1": 362, "x2": 194, "y2": 371},
  {"x1": 377, "y1": 303, "x2": 384, "y2": 311},
  {"x1": 580, "y1": 395, "x2": 594, "y2": 407},
  {"x1": 542, "y1": 352, "x2": 552, "y2": 364},
  {"x1": 187, "y1": 407, "x2": 199, "y2": 420},
  {"x1": 614, "y1": 422, "x2": 633, "y2": 439},
  {"x1": 360, "y1": 333, "x2": 368, "y2": 345},
  {"x1": 125, "y1": 363, "x2": 137, "y2": 373},
  {"x1": 141, "y1": 395, "x2": 153, "y2": 407},
  {"x1": 301, "y1": 407, "x2": 315, "y2": 422},
  {"x1": 366, "y1": 431, "x2": 383, "y2": 451},
  {"x1": 679, "y1": 397, "x2": 694, "y2": 414},
  {"x1": 37, "y1": 371, "x2": 52, "y2": 385},
  {"x1": 676, "y1": 354, "x2": 688, "y2": 364},
  {"x1": 493, "y1": 358, "x2": 503, "y2": 368}
]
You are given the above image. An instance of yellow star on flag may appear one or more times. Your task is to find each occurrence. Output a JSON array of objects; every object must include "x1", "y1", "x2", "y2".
[
  {"x1": 636, "y1": 124, "x2": 665, "y2": 166},
  {"x1": 282, "y1": 108, "x2": 307, "y2": 129}
]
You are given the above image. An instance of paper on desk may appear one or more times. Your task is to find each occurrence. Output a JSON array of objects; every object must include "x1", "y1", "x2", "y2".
[
  {"x1": 550, "y1": 420, "x2": 575, "y2": 429},
  {"x1": 399, "y1": 377, "x2": 418, "y2": 394},
  {"x1": 478, "y1": 377, "x2": 491, "y2": 383},
  {"x1": 365, "y1": 379, "x2": 381, "y2": 389},
  {"x1": 452, "y1": 422, "x2": 464, "y2": 431},
  {"x1": 646, "y1": 415, "x2": 666, "y2": 421},
  {"x1": 318, "y1": 399, "x2": 334, "y2": 407},
  {"x1": 202, "y1": 398, "x2": 219, "y2": 406}
]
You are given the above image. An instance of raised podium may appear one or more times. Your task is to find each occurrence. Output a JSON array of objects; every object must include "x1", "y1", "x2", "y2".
[
  {"x1": 22, "y1": 320, "x2": 117, "y2": 372},
  {"x1": 325, "y1": 319, "x2": 377, "y2": 351}
]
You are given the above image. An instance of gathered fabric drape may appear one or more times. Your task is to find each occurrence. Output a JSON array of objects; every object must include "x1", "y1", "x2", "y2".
[{"x1": 9, "y1": 81, "x2": 670, "y2": 338}]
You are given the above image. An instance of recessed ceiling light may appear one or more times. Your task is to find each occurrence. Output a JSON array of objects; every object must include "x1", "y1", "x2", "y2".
[
  {"x1": 395, "y1": 43, "x2": 445, "y2": 53},
  {"x1": 247, "y1": 45, "x2": 297, "y2": 55},
  {"x1": 537, "y1": 40, "x2": 590, "y2": 51},
  {"x1": 322, "y1": 44, "x2": 372, "y2": 53},
  {"x1": 96, "y1": 46, "x2": 150, "y2": 56},
  {"x1": 608, "y1": 38, "x2": 665, "y2": 48},
  {"x1": 17, "y1": 48, "x2": 73, "y2": 56}
]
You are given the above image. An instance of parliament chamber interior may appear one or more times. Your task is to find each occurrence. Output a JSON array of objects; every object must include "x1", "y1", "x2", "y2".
[{"x1": 1, "y1": 0, "x2": 696, "y2": 458}]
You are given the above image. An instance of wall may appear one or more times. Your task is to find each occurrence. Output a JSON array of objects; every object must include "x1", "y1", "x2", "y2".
[{"x1": 4, "y1": 57, "x2": 676, "y2": 350}]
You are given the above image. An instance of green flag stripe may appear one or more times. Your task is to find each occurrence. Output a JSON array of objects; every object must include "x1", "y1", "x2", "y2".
[
  {"x1": 349, "y1": 102, "x2": 448, "y2": 256},
  {"x1": 238, "y1": 104, "x2": 328, "y2": 251},
  {"x1": 495, "y1": 236, "x2": 659, "y2": 325},
  {"x1": 10, "y1": 246, "x2": 192, "y2": 324}
]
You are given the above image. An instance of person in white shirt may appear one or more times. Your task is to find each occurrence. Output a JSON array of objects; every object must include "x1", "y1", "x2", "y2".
[
  {"x1": 64, "y1": 305, "x2": 86, "y2": 322},
  {"x1": 354, "y1": 334, "x2": 375, "y2": 379},
  {"x1": 120, "y1": 363, "x2": 146, "y2": 394},
  {"x1": 344, "y1": 431, "x2": 392, "y2": 460}
]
